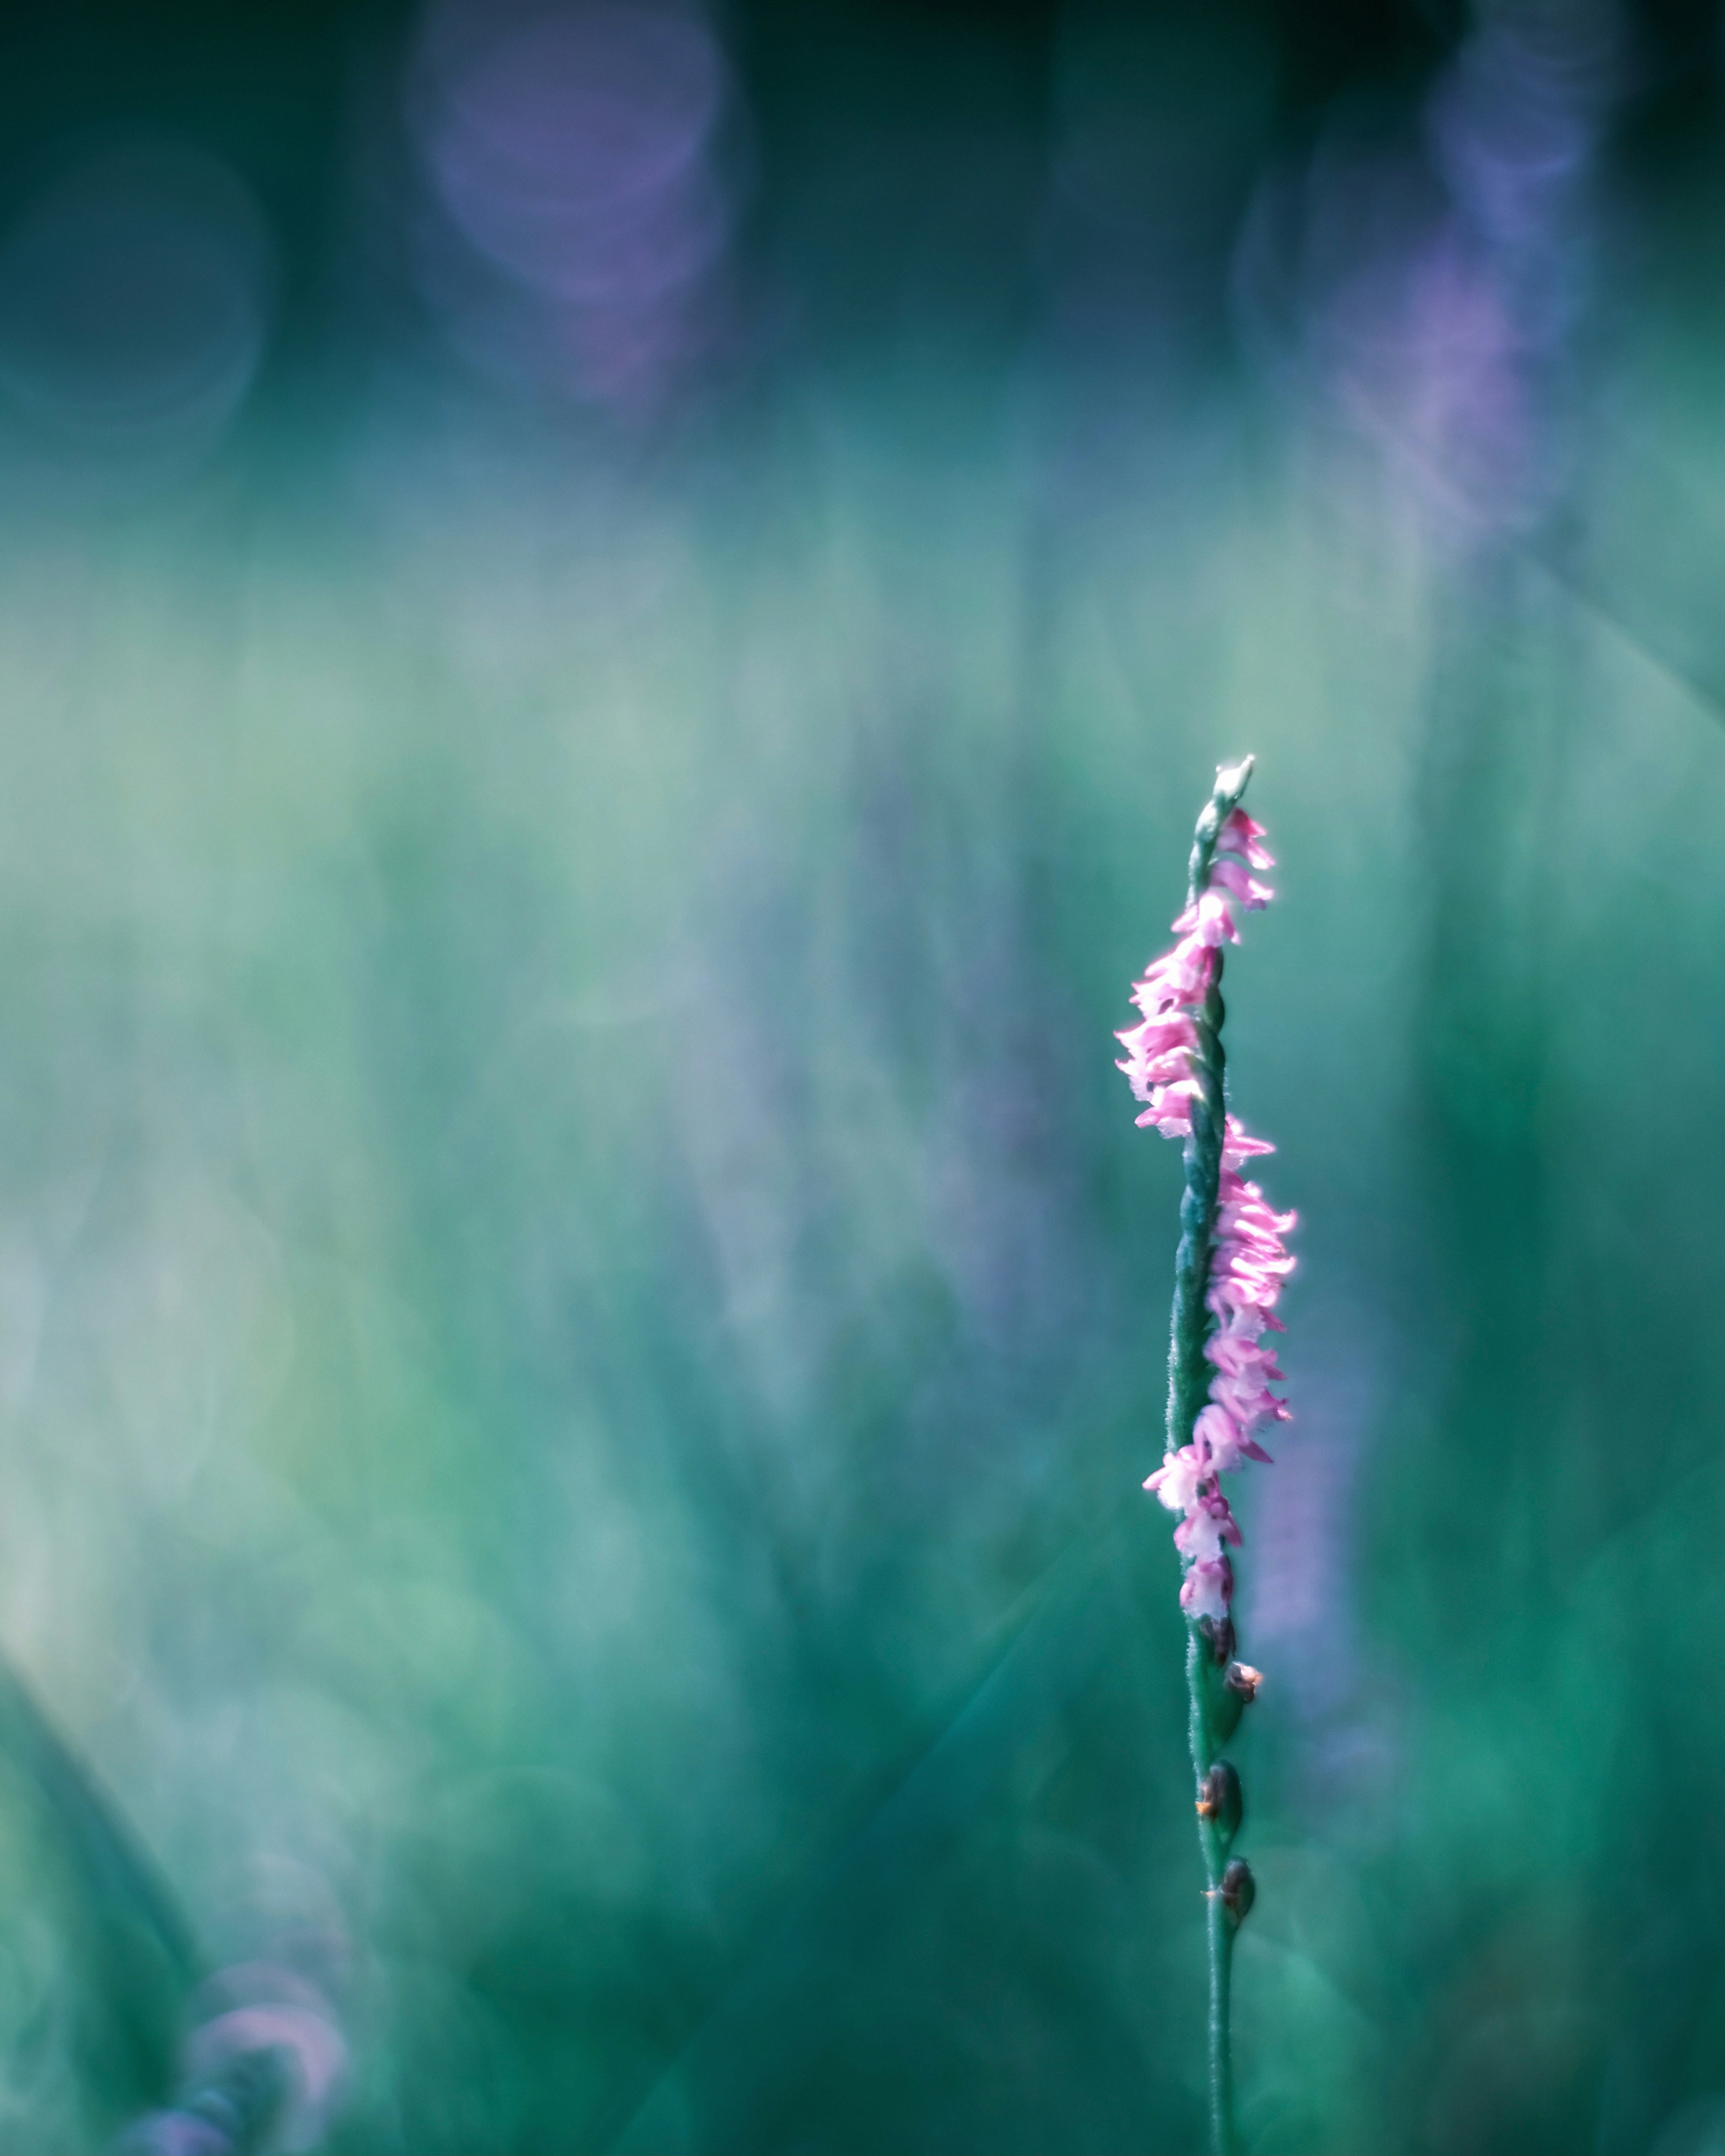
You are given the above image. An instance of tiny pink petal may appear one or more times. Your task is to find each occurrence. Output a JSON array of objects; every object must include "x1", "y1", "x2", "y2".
[
  {"x1": 1179, "y1": 1555, "x2": 1233, "y2": 1619},
  {"x1": 1171, "y1": 889, "x2": 1240, "y2": 948},
  {"x1": 1118, "y1": 1046, "x2": 1196, "y2": 1099},
  {"x1": 1209, "y1": 857, "x2": 1274, "y2": 910},
  {"x1": 1136, "y1": 1079, "x2": 1200, "y2": 1135},
  {"x1": 1174, "y1": 1492, "x2": 1243, "y2": 1560},
  {"x1": 1219, "y1": 807, "x2": 1275, "y2": 869},
  {"x1": 1117, "y1": 1012, "x2": 1198, "y2": 1056},
  {"x1": 1221, "y1": 1116, "x2": 1275, "y2": 1166},
  {"x1": 1191, "y1": 1402, "x2": 1243, "y2": 1468},
  {"x1": 1145, "y1": 1446, "x2": 1208, "y2": 1513}
]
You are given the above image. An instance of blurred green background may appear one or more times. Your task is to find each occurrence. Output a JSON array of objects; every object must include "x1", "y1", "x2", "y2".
[{"x1": 0, "y1": 0, "x2": 1720, "y2": 2149}]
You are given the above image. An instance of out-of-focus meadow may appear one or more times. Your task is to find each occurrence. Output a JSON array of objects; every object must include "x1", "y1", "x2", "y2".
[{"x1": 0, "y1": 0, "x2": 1721, "y2": 2149}]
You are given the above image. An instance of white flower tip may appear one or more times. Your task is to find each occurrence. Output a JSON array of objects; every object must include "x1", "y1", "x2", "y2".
[{"x1": 1216, "y1": 754, "x2": 1254, "y2": 800}]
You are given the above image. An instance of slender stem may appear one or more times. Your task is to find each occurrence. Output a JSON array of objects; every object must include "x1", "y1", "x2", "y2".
[
  {"x1": 1208, "y1": 1874, "x2": 1235, "y2": 2156},
  {"x1": 1187, "y1": 1592, "x2": 1235, "y2": 2155}
]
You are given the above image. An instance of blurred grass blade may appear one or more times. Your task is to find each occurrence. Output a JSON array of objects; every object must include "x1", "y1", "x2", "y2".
[
  {"x1": 609, "y1": 1502, "x2": 1138, "y2": 2153},
  {"x1": 0, "y1": 1656, "x2": 199, "y2": 1983},
  {"x1": 0, "y1": 1654, "x2": 199, "y2": 2109}
]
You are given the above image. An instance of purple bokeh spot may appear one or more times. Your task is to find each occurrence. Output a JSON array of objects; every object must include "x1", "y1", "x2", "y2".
[
  {"x1": 118, "y1": 2115, "x2": 234, "y2": 2156},
  {"x1": 437, "y1": 6, "x2": 722, "y2": 215},
  {"x1": 411, "y1": 1, "x2": 735, "y2": 406}
]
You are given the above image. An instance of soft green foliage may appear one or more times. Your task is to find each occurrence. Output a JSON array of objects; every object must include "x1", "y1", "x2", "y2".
[{"x1": 0, "y1": 186, "x2": 1721, "y2": 2156}]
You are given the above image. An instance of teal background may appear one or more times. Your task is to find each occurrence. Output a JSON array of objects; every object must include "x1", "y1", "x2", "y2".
[{"x1": 0, "y1": 3, "x2": 1720, "y2": 2150}]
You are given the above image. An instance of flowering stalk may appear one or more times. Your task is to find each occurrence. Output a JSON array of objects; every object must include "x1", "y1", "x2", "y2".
[{"x1": 1117, "y1": 758, "x2": 1294, "y2": 2156}]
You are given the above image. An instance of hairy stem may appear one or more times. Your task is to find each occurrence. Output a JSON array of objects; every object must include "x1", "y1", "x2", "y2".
[
  {"x1": 1187, "y1": 1620, "x2": 1236, "y2": 2156},
  {"x1": 1208, "y1": 1863, "x2": 1235, "y2": 2155}
]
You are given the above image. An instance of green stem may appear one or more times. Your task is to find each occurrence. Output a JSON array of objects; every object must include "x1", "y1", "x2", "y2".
[
  {"x1": 1188, "y1": 1619, "x2": 1236, "y2": 2156},
  {"x1": 1208, "y1": 1869, "x2": 1236, "y2": 2156}
]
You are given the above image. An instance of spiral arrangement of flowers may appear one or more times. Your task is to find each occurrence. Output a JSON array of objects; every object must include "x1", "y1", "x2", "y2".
[{"x1": 1118, "y1": 759, "x2": 1294, "y2": 2156}]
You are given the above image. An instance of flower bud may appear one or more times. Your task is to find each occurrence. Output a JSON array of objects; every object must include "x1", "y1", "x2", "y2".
[
  {"x1": 1197, "y1": 1632, "x2": 1254, "y2": 1743},
  {"x1": 1218, "y1": 1857, "x2": 1255, "y2": 1928},
  {"x1": 1195, "y1": 1761, "x2": 1242, "y2": 1851}
]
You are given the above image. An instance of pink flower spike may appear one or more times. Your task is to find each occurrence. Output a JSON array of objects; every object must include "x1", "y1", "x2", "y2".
[
  {"x1": 1219, "y1": 807, "x2": 1274, "y2": 870},
  {"x1": 1119, "y1": 768, "x2": 1295, "y2": 1660},
  {"x1": 1209, "y1": 857, "x2": 1274, "y2": 910},
  {"x1": 1179, "y1": 1555, "x2": 1234, "y2": 1620}
]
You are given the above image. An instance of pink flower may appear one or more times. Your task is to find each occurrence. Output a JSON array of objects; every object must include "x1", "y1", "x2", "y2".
[
  {"x1": 1208, "y1": 857, "x2": 1274, "y2": 910},
  {"x1": 1116, "y1": 1011, "x2": 1198, "y2": 1058},
  {"x1": 1204, "y1": 1329, "x2": 1284, "y2": 1383},
  {"x1": 1135, "y1": 1077, "x2": 1201, "y2": 1136},
  {"x1": 1214, "y1": 1266, "x2": 1291, "y2": 1318},
  {"x1": 1119, "y1": 1044, "x2": 1198, "y2": 1101},
  {"x1": 1217, "y1": 1176, "x2": 1296, "y2": 1241},
  {"x1": 1217, "y1": 1252, "x2": 1296, "y2": 1297},
  {"x1": 1145, "y1": 1445, "x2": 1208, "y2": 1513},
  {"x1": 1171, "y1": 888, "x2": 1240, "y2": 947},
  {"x1": 1174, "y1": 1492, "x2": 1243, "y2": 1561},
  {"x1": 1208, "y1": 1370, "x2": 1289, "y2": 1438},
  {"x1": 1131, "y1": 935, "x2": 1215, "y2": 1012},
  {"x1": 1221, "y1": 1115, "x2": 1275, "y2": 1168},
  {"x1": 1218, "y1": 807, "x2": 1274, "y2": 870},
  {"x1": 1116, "y1": 1005, "x2": 1202, "y2": 1113},
  {"x1": 1179, "y1": 1555, "x2": 1234, "y2": 1620},
  {"x1": 1193, "y1": 1401, "x2": 1274, "y2": 1471}
]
